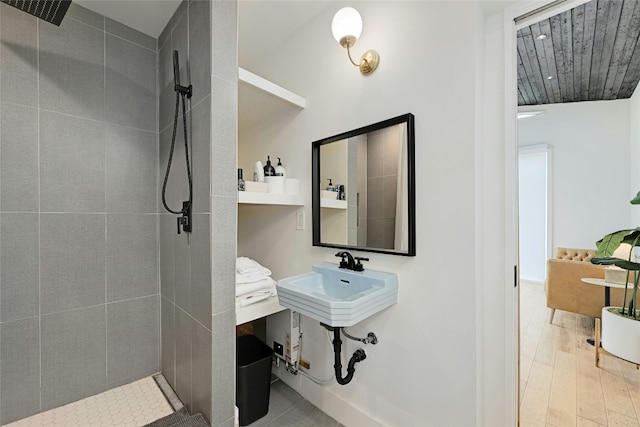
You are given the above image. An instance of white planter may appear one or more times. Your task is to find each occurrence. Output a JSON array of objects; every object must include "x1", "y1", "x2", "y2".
[{"x1": 601, "y1": 306, "x2": 640, "y2": 365}]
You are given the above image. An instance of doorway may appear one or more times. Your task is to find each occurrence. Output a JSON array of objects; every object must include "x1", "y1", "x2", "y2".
[{"x1": 518, "y1": 145, "x2": 552, "y2": 284}]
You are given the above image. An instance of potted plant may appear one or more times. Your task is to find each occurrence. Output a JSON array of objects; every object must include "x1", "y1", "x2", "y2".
[{"x1": 591, "y1": 191, "x2": 640, "y2": 364}]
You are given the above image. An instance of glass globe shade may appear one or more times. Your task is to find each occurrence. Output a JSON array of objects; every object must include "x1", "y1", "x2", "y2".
[{"x1": 331, "y1": 7, "x2": 362, "y2": 43}]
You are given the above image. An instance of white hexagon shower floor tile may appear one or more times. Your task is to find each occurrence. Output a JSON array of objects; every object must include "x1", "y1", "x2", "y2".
[{"x1": 4, "y1": 377, "x2": 173, "y2": 427}]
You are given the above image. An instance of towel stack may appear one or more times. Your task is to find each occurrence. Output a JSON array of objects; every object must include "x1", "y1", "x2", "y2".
[{"x1": 236, "y1": 257, "x2": 276, "y2": 308}]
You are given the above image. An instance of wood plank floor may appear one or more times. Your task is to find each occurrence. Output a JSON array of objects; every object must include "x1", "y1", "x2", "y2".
[{"x1": 520, "y1": 281, "x2": 640, "y2": 427}]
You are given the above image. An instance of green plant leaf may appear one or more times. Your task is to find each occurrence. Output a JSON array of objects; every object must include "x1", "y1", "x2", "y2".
[
  {"x1": 596, "y1": 229, "x2": 634, "y2": 257},
  {"x1": 592, "y1": 257, "x2": 640, "y2": 270},
  {"x1": 631, "y1": 191, "x2": 640, "y2": 205}
]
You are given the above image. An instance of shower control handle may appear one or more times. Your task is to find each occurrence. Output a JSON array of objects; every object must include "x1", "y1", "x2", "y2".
[{"x1": 176, "y1": 201, "x2": 192, "y2": 234}]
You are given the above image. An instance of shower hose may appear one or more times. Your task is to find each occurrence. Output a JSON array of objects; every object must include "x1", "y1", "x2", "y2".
[{"x1": 162, "y1": 91, "x2": 192, "y2": 216}]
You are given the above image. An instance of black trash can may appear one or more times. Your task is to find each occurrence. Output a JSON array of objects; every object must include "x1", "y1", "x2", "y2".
[{"x1": 236, "y1": 334, "x2": 274, "y2": 426}]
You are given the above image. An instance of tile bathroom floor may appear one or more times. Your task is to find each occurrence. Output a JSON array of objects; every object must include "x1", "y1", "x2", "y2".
[
  {"x1": 3, "y1": 375, "x2": 341, "y2": 427},
  {"x1": 3, "y1": 376, "x2": 173, "y2": 427},
  {"x1": 246, "y1": 378, "x2": 343, "y2": 427}
]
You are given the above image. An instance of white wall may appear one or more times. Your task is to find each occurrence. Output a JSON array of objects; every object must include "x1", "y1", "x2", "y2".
[
  {"x1": 630, "y1": 89, "x2": 640, "y2": 226},
  {"x1": 518, "y1": 101, "x2": 632, "y2": 250},
  {"x1": 518, "y1": 149, "x2": 549, "y2": 282},
  {"x1": 239, "y1": 2, "x2": 481, "y2": 425}
]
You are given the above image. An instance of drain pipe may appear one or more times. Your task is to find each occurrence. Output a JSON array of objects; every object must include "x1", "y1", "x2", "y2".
[{"x1": 331, "y1": 327, "x2": 366, "y2": 385}]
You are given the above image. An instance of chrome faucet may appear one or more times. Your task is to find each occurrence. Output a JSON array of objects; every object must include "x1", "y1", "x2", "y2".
[{"x1": 335, "y1": 251, "x2": 369, "y2": 272}]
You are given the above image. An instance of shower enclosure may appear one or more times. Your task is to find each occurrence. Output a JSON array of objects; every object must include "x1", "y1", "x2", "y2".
[{"x1": 0, "y1": 1, "x2": 237, "y2": 425}]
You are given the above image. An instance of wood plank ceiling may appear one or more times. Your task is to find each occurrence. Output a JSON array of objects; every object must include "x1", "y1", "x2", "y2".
[{"x1": 517, "y1": 0, "x2": 640, "y2": 106}]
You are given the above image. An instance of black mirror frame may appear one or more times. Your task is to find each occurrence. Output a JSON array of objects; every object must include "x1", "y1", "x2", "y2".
[{"x1": 312, "y1": 113, "x2": 416, "y2": 256}]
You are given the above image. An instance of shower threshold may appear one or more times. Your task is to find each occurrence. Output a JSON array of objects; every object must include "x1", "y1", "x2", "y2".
[{"x1": 4, "y1": 375, "x2": 174, "y2": 427}]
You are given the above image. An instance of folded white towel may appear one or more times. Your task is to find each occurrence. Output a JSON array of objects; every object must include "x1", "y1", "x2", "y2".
[
  {"x1": 236, "y1": 272, "x2": 273, "y2": 285},
  {"x1": 236, "y1": 257, "x2": 272, "y2": 276},
  {"x1": 236, "y1": 278, "x2": 276, "y2": 297},
  {"x1": 236, "y1": 288, "x2": 277, "y2": 308}
]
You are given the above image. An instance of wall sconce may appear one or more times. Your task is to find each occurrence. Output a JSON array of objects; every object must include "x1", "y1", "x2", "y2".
[{"x1": 331, "y1": 7, "x2": 380, "y2": 75}]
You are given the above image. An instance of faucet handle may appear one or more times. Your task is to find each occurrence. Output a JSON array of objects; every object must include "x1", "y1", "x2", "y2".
[
  {"x1": 335, "y1": 251, "x2": 350, "y2": 269},
  {"x1": 353, "y1": 257, "x2": 369, "y2": 272}
]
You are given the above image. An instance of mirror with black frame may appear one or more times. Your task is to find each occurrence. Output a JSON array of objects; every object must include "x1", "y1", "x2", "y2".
[{"x1": 312, "y1": 113, "x2": 416, "y2": 256}]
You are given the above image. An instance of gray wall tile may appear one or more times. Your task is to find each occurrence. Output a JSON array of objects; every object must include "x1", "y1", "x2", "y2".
[
  {"x1": 106, "y1": 124, "x2": 158, "y2": 213},
  {"x1": 211, "y1": 196, "x2": 235, "y2": 315},
  {"x1": 367, "y1": 218, "x2": 383, "y2": 249},
  {"x1": 382, "y1": 218, "x2": 396, "y2": 250},
  {"x1": 191, "y1": 98, "x2": 211, "y2": 213},
  {"x1": 211, "y1": 0, "x2": 238, "y2": 82},
  {"x1": 158, "y1": 42, "x2": 174, "y2": 132},
  {"x1": 40, "y1": 111, "x2": 105, "y2": 213},
  {"x1": 366, "y1": 177, "x2": 383, "y2": 219},
  {"x1": 191, "y1": 319, "x2": 212, "y2": 422},
  {"x1": 1, "y1": 213, "x2": 39, "y2": 322},
  {"x1": 382, "y1": 175, "x2": 398, "y2": 219},
  {"x1": 175, "y1": 307, "x2": 192, "y2": 412},
  {"x1": 171, "y1": 1, "x2": 189, "y2": 34},
  {"x1": 211, "y1": 310, "x2": 235, "y2": 427},
  {"x1": 161, "y1": 297, "x2": 176, "y2": 389},
  {"x1": 174, "y1": 226, "x2": 191, "y2": 312},
  {"x1": 159, "y1": 39, "x2": 173, "y2": 88},
  {"x1": 105, "y1": 18, "x2": 155, "y2": 51},
  {"x1": 65, "y1": 3, "x2": 104, "y2": 30},
  {"x1": 191, "y1": 214, "x2": 211, "y2": 328},
  {"x1": 0, "y1": 103, "x2": 38, "y2": 212},
  {"x1": 107, "y1": 215, "x2": 158, "y2": 302},
  {"x1": 211, "y1": 77, "x2": 237, "y2": 198},
  {"x1": 367, "y1": 132, "x2": 384, "y2": 179},
  {"x1": 39, "y1": 16, "x2": 104, "y2": 121},
  {"x1": 105, "y1": 34, "x2": 156, "y2": 132},
  {"x1": 188, "y1": 0, "x2": 211, "y2": 107},
  {"x1": 0, "y1": 4, "x2": 38, "y2": 107},
  {"x1": 159, "y1": 127, "x2": 172, "y2": 212},
  {"x1": 40, "y1": 214, "x2": 106, "y2": 314},
  {"x1": 172, "y1": 10, "x2": 189, "y2": 94},
  {"x1": 0, "y1": 317, "x2": 40, "y2": 425},
  {"x1": 160, "y1": 125, "x2": 190, "y2": 215},
  {"x1": 107, "y1": 296, "x2": 159, "y2": 388},
  {"x1": 382, "y1": 128, "x2": 399, "y2": 176},
  {"x1": 160, "y1": 215, "x2": 175, "y2": 301},
  {"x1": 41, "y1": 305, "x2": 107, "y2": 410},
  {"x1": 158, "y1": 21, "x2": 171, "y2": 51},
  {"x1": 219, "y1": 417, "x2": 235, "y2": 427}
]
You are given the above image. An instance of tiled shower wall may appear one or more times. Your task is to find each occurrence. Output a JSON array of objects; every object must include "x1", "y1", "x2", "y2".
[
  {"x1": 366, "y1": 126, "x2": 399, "y2": 249},
  {"x1": 158, "y1": 1, "x2": 237, "y2": 424},
  {"x1": 0, "y1": 4, "x2": 159, "y2": 425}
]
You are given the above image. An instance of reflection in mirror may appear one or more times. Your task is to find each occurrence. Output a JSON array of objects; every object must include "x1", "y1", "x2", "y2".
[{"x1": 312, "y1": 114, "x2": 415, "y2": 256}]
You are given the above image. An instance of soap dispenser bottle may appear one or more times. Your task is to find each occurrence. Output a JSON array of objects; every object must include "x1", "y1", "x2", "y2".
[
  {"x1": 237, "y1": 168, "x2": 245, "y2": 191},
  {"x1": 275, "y1": 157, "x2": 286, "y2": 177},
  {"x1": 326, "y1": 179, "x2": 334, "y2": 192},
  {"x1": 263, "y1": 156, "x2": 276, "y2": 177}
]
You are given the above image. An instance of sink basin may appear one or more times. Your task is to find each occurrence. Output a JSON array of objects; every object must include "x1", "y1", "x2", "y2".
[{"x1": 276, "y1": 262, "x2": 398, "y2": 327}]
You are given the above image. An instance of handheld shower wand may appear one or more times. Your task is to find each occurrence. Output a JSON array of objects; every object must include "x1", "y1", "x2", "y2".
[
  {"x1": 162, "y1": 50, "x2": 193, "y2": 234},
  {"x1": 173, "y1": 50, "x2": 192, "y2": 99}
]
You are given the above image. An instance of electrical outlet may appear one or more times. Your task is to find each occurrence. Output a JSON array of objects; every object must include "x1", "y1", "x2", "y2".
[
  {"x1": 296, "y1": 209, "x2": 305, "y2": 230},
  {"x1": 273, "y1": 341, "x2": 284, "y2": 357}
]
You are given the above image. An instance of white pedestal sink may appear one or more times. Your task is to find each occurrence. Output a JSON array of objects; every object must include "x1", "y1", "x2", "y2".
[{"x1": 276, "y1": 262, "x2": 398, "y2": 327}]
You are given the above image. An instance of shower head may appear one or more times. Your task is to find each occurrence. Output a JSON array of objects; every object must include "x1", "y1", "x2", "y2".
[{"x1": 1, "y1": 0, "x2": 72, "y2": 26}]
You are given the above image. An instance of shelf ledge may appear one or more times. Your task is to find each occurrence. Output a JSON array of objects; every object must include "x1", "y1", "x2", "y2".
[
  {"x1": 320, "y1": 198, "x2": 347, "y2": 209},
  {"x1": 236, "y1": 295, "x2": 286, "y2": 325},
  {"x1": 239, "y1": 67, "x2": 306, "y2": 109},
  {"x1": 238, "y1": 191, "x2": 303, "y2": 206}
]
